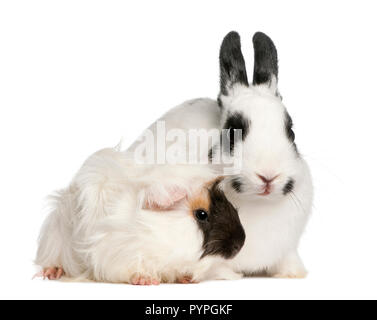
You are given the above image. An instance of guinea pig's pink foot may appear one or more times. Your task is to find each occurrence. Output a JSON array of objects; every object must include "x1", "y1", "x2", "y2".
[
  {"x1": 177, "y1": 275, "x2": 197, "y2": 284},
  {"x1": 42, "y1": 267, "x2": 65, "y2": 280},
  {"x1": 131, "y1": 276, "x2": 160, "y2": 286}
]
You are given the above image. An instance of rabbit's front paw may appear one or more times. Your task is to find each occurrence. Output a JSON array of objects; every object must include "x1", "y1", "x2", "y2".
[{"x1": 268, "y1": 251, "x2": 307, "y2": 279}]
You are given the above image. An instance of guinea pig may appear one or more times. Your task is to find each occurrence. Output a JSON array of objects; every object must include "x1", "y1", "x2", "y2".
[{"x1": 35, "y1": 148, "x2": 245, "y2": 284}]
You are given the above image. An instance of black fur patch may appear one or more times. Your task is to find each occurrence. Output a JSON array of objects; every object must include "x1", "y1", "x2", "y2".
[
  {"x1": 231, "y1": 177, "x2": 243, "y2": 193},
  {"x1": 208, "y1": 147, "x2": 214, "y2": 162},
  {"x1": 252, "y1": 32, "x2": 278, "y2": 86},
  {"x1": 283, "y1": 178, "x2": 295, "y2": 195},
  {"x1": 219, "y1": 31, "x2": 249, "y2": 95},
  {"x1": 199, "y1": 180, "x2": 245, "y2": 259},
  {"x1": 285, "y1": 111, "x2": 295, "y2": 142},
  {"x1": 208, "y1": 143, "x2": 220, "y2": 163},
  {"x1": 284, "y1": 110, "x2": 299, "y2": 154},
  {"x1": 223, "y1": 112, "x2": 250, "y2": 154},
  {"x1": 217, "y1": 96, "x2": 223, "y2": 108}
]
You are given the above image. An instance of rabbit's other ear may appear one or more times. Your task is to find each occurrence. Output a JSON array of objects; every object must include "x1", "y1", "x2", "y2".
[
  {"x1": 252, "y1": 32, "x2": 279, "y2": 93},
  {"x1": 220, "y1": 31, "x2": 249, "y2": 95},
  {"x1": 142, "y1": 184, "x2": 187, "y2": 211}
]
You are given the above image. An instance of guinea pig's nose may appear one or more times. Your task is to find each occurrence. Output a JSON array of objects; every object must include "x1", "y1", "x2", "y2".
[
  {"x1": 232, "y1": 243, "x2": 242, "y2": 253},
  {"x1": 232, "y1": 231, "x2": 245, "y2": 253}
]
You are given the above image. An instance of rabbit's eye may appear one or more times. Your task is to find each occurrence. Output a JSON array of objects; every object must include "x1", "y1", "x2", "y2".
[
  {"x1": 226, "y1": 127, "x2": 243, "y2": 153},
  {"x1": 227, "y1": 127, "x2": 236, "y2": 143},
  {"x1": 195, "y1": 209, "x2": 208, "y2": 221}
]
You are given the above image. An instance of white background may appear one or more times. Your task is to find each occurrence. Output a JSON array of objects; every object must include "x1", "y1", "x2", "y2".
[{"x1": 1, "y1": 0, "x2": 376, "y2": 300}]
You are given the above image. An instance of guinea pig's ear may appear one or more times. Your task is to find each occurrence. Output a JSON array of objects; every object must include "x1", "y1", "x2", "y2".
[
  {"x1": 142, "y1": 184, "x2": 187, "y2": 211},
  {"x1": 219, "y1": 31, "x2": 249, "y2": 96},
  {"x1": 206, "y1": 176, "x2": 225, "y2": 190},
  {"x1": 252, "y1": 32, "x2": 280, "y2": 96}
]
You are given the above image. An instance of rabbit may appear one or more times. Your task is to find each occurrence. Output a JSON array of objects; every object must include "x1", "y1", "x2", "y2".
[
  {"x1": 35, "y1": 148, "x2": 245, "y2": 284},
  {"x1": 125, "y1": 31, "x2": 313, "y2": 278}
]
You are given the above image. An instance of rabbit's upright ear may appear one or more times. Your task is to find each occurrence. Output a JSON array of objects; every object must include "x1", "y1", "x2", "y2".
[
  {"x1": 220, "y1": 31, "x2": 249, "y2": 95},
  {"x1": 252, "y1": 32, "x2": 279, "y2": 94}
]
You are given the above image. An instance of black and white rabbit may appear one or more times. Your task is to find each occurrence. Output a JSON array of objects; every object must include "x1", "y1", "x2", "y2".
[
  {"x1": 127, "y1": 31, "x2": 313, "y2": 278},
  {"x1": 35, "y1": 148, "x2": 245, "y2": 284}
]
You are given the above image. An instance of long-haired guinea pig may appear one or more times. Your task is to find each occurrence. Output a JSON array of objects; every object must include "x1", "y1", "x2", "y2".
[{"x1": 35, "y1": 148, "x2": 245, "y2": 284}]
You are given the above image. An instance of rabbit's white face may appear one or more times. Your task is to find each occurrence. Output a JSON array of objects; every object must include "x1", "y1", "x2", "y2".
[
  {"x1": 219, "y1": 84, "x2": 300, "y2": 199},
  {"x1": 214, "y1": 31, "x2": 302, "y2": 200}
]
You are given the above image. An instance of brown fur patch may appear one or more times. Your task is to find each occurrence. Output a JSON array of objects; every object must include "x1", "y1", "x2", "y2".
[
  {"x1": 188, "y1": 177, "x2": 225, "y2": 215},
  {"x1": 188, "y1": 189, "x2": 210, "y2": 214}
]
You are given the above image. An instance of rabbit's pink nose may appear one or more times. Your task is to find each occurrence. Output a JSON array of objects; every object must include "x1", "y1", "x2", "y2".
[
  {"x1": 257, "y1": 174, "x2": 279, "y2": 196},
  {"x1": 257, "y1": 174, "x2": 279, "y2": 184}
]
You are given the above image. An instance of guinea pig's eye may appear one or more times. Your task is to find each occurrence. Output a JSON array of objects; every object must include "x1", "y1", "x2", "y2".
[{"x1": 194, "y1": 209, "x2": 208, "y2": 221}]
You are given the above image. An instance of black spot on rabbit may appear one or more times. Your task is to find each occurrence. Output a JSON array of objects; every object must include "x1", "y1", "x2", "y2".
[
  {"x1": 284, "y1": 111, "x2": 299, "y2": 155},
  {"x1": 231, "y1": 177, "x2": 244, "y2": 193},
  {"x1": 223, "y1": 112, "x2": 250, "y2": 154},
  {"x1": 283, "y1": 179, "x2": 295, "y2": 195}
]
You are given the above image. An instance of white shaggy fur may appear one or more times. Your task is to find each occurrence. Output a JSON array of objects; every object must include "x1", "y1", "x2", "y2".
[
  {"x1": 35, "y1": 148, "x2": 241, "y2": 283},
  {"x1": 125, "y1": 84, "x2": 313, "y2": 278}
]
